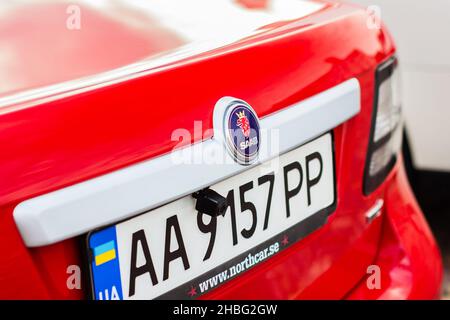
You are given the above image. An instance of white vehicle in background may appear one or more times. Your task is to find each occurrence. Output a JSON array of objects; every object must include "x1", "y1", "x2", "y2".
[{"x1": 351, "y1": 0, "x2": 450, "y2": 175}]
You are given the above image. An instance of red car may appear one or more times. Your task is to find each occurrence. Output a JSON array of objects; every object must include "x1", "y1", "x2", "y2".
[{"x1": 0, "y1": 0, "x2": 442, "y2": 300}]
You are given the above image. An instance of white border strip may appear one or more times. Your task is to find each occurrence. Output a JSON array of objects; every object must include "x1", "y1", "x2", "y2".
[{"x1": 14, "y1": 78, "x2": 360, "y2": 247}]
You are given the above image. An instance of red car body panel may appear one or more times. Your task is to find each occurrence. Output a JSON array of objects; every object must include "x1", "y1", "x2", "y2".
[{"x1": 0, "y1": 0, "x2": 442, "y2": 299}]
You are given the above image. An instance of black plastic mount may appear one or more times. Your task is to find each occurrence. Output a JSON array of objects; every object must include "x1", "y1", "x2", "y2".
[{"x1": 192, "y1": 188, "x2": 228, "y2": 217}]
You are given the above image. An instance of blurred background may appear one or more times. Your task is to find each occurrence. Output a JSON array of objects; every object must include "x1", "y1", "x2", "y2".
[{"x1": 351, "y1": 0, "x2": 450, "y2": 299}]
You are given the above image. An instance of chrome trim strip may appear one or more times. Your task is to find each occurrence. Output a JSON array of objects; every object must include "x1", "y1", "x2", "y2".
[
  {"x1": 365, "y1": 199, "x2": 384, "y2": 223},
  {"x1": 14, "y1": 78, "x2": 360, "y2": 247}
]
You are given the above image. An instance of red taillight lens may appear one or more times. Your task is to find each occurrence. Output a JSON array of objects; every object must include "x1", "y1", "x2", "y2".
[{"x1": 364, "y1": 57, "x2": 402, "y2": 195}]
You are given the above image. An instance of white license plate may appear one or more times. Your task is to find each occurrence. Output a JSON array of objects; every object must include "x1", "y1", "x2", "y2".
[{"x1": 88, "y1": 133, "x2": 335, "y2": 300}]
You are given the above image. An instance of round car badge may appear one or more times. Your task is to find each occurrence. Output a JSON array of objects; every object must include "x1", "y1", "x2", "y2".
[{"x1": 214, "y1": 97, "x2": 261, "y2": 165}]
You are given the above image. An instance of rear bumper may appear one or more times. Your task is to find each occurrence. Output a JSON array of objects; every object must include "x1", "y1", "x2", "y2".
[{"x1": 346, "y1": 159, "x2": 443, "y2": 300}]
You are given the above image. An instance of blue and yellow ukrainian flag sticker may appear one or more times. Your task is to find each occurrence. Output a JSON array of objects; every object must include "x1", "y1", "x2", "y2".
[
  {"x1": 94, "y1": 240, "x2": 116, "y2": 266},
  {"x1": 89, "y1": 226, "x2": 123, "y2": 300}
]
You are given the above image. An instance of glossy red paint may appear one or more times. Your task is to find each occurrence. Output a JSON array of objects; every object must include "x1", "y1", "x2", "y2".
[
  {"x1": 0, "y1": 2, "x2": 184, "y2": 97},
  {"x1": 346, "y1": 158, "x2": 443, "y2": 300},
  {"x1": 0, "y1": 1, "x2": 442, "y2": 299}
]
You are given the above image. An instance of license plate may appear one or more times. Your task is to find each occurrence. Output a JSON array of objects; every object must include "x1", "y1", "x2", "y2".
[{"x1": 87, "y1": 133, "x2": 336, "y2": 300}]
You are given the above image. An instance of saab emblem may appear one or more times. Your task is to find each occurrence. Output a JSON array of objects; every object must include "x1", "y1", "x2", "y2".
[{"x1": 214, "y1": 97, "x2": 260, "y2": 165}]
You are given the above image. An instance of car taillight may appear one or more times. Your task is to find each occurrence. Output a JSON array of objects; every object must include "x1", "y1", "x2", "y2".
[{"x1": 364, "y1": 57, "x2": 402, "y2": 195}]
